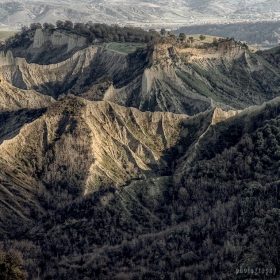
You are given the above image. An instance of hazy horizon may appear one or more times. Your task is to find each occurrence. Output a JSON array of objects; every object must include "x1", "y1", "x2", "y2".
[{"x1": 0, "y1": 0, "x2": 279, "y2": 31}]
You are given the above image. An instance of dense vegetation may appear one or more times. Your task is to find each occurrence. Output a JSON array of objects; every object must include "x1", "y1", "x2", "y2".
[
  {"x1": 1, "y1": 102, "x2": 280, "y2": 279},
  {"x1": 258, "y1": 46, "x2": 280, "y2": 68},
  {"x1": 0, "y1": 245, "x2": 27, "y2": 280},
  {"x1": 2, "y1": 21, "x2": 212, "y2": 52},
  {"x1": 2, "y1": 21, "x2": 160, "y2": 48}
]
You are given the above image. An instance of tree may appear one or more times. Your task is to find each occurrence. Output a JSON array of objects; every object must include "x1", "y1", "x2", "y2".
[
  {"x1": 87, "y1": 33, "x2": 95, "y2": 44},
  {"x1": 169, "y1": 33, "x2": 177, "y2": 40},
  {"x1": 43, "y1": 22, "x2": 49, "y2": 29},
  {"x1": 179, "y1": 33, "x2": 186, "y2": 42},
  {"x1": 85, "y1": 21, "x2": 94, "y2": 30},
  {"x1": 30, "y1": 23, "x2": 42, "y2": 30},
  {"x1": 188, "y1": 36, "x2": 194, "y2": 43},
  {"x1": 74, "y1": 23, "x2": 85, "y2": 33},
  {"x1": 36, "y1": 23, "x2": 42, "y2": 29},
  {"x1": 56, "y1": 20, "x2": 64, "y2": 29},
  {"x1": 213, "y1": 37, "x2": 218, "y2": 46},
  {"x1": 49, "y1": 23, "x2": 55, "y2": 30},
  {"x1": 21, "y1": 26, "x2": 28, "y2": 33},
  {"x1": 64, "y1": 20, "x2": 73, "y2": 30},
  {"x1": 0, "y1": 248, "x2": 28, "y2": 280},
  {"x1": 160, "y1": 28, "x2": 166, "y2": 36},
  {"x1": 43, "y1": 22, "x2": 55, "y2": 30},
  {"x1": 199, "y1": 34, "x2": 206, "y2": 41}
]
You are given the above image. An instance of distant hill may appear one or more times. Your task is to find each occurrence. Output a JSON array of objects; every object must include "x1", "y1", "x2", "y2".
[
  {"x1": 175, "y1": 21, "x2": 280, "y2": 48},
  {"x1": 0, "y1": 0, "x2": 280, "y2": 30}
]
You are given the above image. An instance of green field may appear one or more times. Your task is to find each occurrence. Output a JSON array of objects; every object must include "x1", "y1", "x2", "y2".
[
  {"x1": 0, "y1": 31, "x2": 17, "y2": 41},
  {"x1": 106, "y1": 42, "x2": 146, "y2": 54}
]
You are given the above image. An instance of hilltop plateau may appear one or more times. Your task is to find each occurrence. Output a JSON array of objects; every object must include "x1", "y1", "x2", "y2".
[{"x1": 1, "y1": 26, "x2": 280, "y2": 116}]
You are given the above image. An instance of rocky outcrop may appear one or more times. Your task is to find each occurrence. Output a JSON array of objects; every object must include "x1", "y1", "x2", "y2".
[
  {"x1": 211, "y1": 107, "x2": 241, "y2": 125},
  {"x1": 177, "y1": 39, "x2": 245, "y2": 64},
  {"x1": 102, "y1": 65, "x2": 212, "y2": 115},
  {"x1": 0, "y1": 46, "x2": 100, "y2": 97},
  {"x1": 113, "y1": 41, "x2": 280, "y2": 113},
  {"x1": 33, "y1": 29, "x2": 87, "y2": 52},
  {"x1": 0, "y1": 38, "x2": 280, "y2": 115},
  {"x1": 3, "y1": 28, "x2": 90, "y2": 65},
  {"x1": 0, "y1": 96, "x2": 187, "y2": 194},
  {"x1": 0, "y1": 93, "x2": 186, "y2": 236},
  {"x1": 0, "y1": 72, "x2": 54, "y2": 112},
  {"x1": 83, "y1": 100, "x2": 187, "y2": 192}
]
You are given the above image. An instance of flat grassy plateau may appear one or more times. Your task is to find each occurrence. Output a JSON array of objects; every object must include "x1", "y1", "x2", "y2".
[{"x1": 0, "y1": 31, "x2": 17, "y2": 41}]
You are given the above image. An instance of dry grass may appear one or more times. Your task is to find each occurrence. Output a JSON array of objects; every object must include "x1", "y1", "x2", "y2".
[
  {"x1": 185, "y1": 34, "x2": 220, "y2": 44},
  {"x1": 0, "y1": 31, "x2": 17, "y2": 41}
]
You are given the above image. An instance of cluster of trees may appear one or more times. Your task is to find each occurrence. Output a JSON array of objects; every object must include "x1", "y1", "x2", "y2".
[
  {"x1": 1, "y1": 103, "x2": 280, "y2": 279},
  {"x1": 161, "y1": 28, "x2": 206, "y2": 44},
  {"x1": 0, "y1": 22, "x2": 156, "y2": 51},
  {"x1": 0, "y1": 246, "x2": 27, "y2": 280},
  {"x1": 158, "y1": 30, "x2": 231, "y2": 49},
  {"x1": 22, "y1": 21, "x2": 160, "y2": 44},
  {"x1": 2, "y1": 21, "x2": 238, "y2": 55},
  {"x1": 159, "y1": 29, "x2": 195, "y2": 45}
]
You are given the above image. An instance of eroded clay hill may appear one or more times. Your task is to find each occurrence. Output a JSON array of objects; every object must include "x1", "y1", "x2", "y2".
[
  {"x1": 0, "y1": 73, "x2": 54, "y2": 113},
  {"x1": 3, "y1": 89, "x2": 280, "y2": 244},
  {"x1": 0, "y1": 95, "x2": 189, "y2": 192},
  {"x1": 0, "y1": 95, "x2": 187, "y2": 237},
  {"x1": 1, "y1": 30, "x2": 280, "y2": 115},
  {"x1": 0, "y1": 88, "x2": 245, "y2": 237}
]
